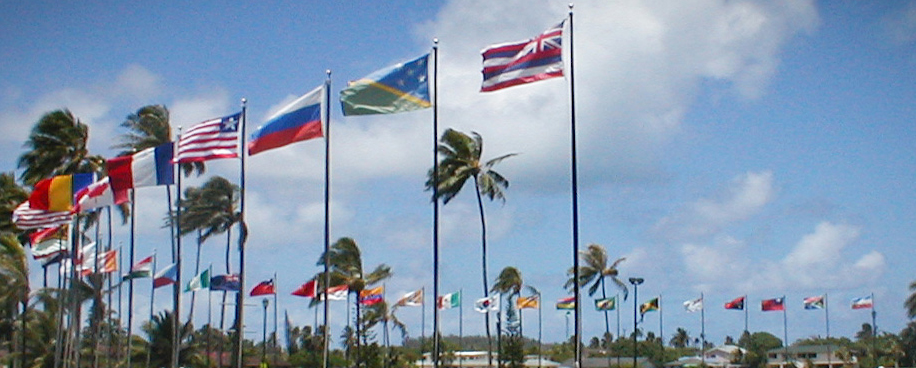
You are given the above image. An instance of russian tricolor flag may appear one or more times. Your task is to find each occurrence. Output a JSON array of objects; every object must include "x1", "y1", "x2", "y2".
[
  {"x1": 248, "y1": 85, "x2": 324, "y2": 156},
  {"x1": 108, "y1": 142, "x2": 174, "y2": 192}
]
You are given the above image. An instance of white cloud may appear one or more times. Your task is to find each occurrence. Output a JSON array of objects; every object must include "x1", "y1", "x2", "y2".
[{"x1": 654, "y1": 170, "x2": 776, "y2": 241}]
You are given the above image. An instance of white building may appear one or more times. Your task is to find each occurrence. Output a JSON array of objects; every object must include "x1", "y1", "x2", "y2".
[
  {"x1": 415, "y1": 351, "x2": 561, "y2": 368},
  {"x1": 766, "y1": 345, "x2": 857, "y2": 368},
  {"x1": 664, "y1": 344, "x2": 747, "y2": 368}
]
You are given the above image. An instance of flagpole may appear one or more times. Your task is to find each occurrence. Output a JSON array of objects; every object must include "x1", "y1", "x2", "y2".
[
  {"x1": 459, "y1": 289, "x2": 464, "y2": 368},
  {"x1": 870, "y1": 293, "x2": 877, "y2": 359},
  {"x1": 431, "y1": 39, "x2": 442, "y2": 368},
  {"x1": 321, "y1": 72, "x2": 333, "y2": 368},
  {"x1": 744, "y1": 295, "x2": 748, "y2": 334},
  {"x1": 616, "y1": 293, "x2": 620, "y2": 368},
  {"x1": 537, "y1": 291, "x2": 542, "y2": 368},
  {"x1": 172, "y1": 129, "x2": 183, "y2": 368},
  {"x1": 234, "y1": 98, "x2": 249, "y2": 368},
  {"x1": 783, "y1": 296, "x2": 788, "y2": 368},
  {"x1": 421, "y1": 286, "x2": 426, "y2": 353},
  {"x1": 126, "y1": 190, "x2": 136, "y2": 368},
  {"x1": 659, "y1": 294, "x2": 664, "y2": 349},
  {"x1": 700, "y1": 293, "x2": 705, "y2": 365},
  {"x1": 567, "y1": 5, "x2": 582, "y2": 368},
  {"x1": 146, "y1": 252, "x2": 157, "y2": 368},
  {"x1": 825, "y1": 294, "x2": 831, "y2": 368},
  {"x1": 208, "y1": 265, "x2": 213, "y2": 368},
  {"x1": 273, "y1": 272, "x2": 279, "y2": 365}
]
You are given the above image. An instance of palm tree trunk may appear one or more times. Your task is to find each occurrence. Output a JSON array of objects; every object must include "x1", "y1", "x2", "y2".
[{"x1": 473, "y1": 177, "x2": 493, "y2": 368}]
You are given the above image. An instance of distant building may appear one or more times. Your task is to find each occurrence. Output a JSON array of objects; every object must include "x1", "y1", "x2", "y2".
[
  {"x1": 563, "y1": 356, "x2": 656, "y2": 368},
  {"x1": 415, "y1": 351, "x2": 561, "y2": 368},
  {"x1": 766, "y1": 345, "x2": 856, "y2": 368},
  {"x1": 664, "y1": 344, "x2": 746, "y2": 368}
]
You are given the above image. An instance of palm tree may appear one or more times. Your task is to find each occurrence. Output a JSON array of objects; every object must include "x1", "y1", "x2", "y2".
[
  {"x1": 671, "y1": 327, "x2": 690, "y2": 348},
  {"x1": 426, "y1": 128, "x2": 516, "y2": 366},
  {"x1": 17, "y1": 109, "x2": 105, "y2": 186},
  {"x1": 906, "y1": 280, "x2": 916, "y2": 319},
  {"x1": 174, "y1": 175, "x2": 240, "y2": 362},
  {"x1": 492, "y1": 266, "x2": 523, "y2": 368},
  {"x1": 141, "y1": 311, "x2": 202, "y2": 368},
  {"x1": 566, "y1": 244, "x2": 627, "y2": 368},
  {"x1": 114, "y1": 104, "x2": 204, "y2": 176},
  {"x1": 364, "y1": 300, "x2": 408, "y2": 368},
  {"x1": 318, "y1": 237, "x2": 392, "y2": 367}
]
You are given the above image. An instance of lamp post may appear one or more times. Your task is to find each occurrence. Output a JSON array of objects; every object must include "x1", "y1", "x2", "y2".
[
  {"x1": 628, "y1": 277, "x2": 644, "y2": 368},
  {"x1": 262, "y1": 298, "x2": 269, "y2": 366}
]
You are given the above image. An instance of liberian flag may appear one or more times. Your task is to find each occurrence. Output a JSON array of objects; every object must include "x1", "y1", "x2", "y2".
[
  {"x1": 174, "y1": 113, "x2": 241, "y2": 163},
  {"x1": 358, "y1": 285, "x2": 384, "y2": 305},
  {"x1": 108, "y1": 142, "x2": 174, "y2": 192},
  {"x1": 73, "y1": 176, "x2": 129, "y2": 213},
  {"x1": 248, "y1": 85, "x2": 324, "y2": 156},
  {"x1": 852, "y1": 295, "x2": 873, "y2": 309},
  {"x1": 29, "y1": 173, "x2": 95, "y2": 212},
  {"x1": 481, "y1": 21, "x2": 565, "y2": 92}
]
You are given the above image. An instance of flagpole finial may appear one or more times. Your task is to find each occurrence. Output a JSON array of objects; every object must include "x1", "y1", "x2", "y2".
[
  {"x1": 241, "y1": 98, "x2": 247, "y2": 107},
  {"x1": 434, "y1": 38, "x2": 439, "y2": 45},
  {"x1": 569, "y1": 3, "x2": 574, "y2": 10},
  {"x1": 326, "y1": 69, "x2": 331, "y2": 78}
]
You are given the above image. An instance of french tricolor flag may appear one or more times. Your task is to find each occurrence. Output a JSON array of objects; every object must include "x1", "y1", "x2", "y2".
[{"x1": 108, "y1": 142, "x2": 175, "y2": 192}]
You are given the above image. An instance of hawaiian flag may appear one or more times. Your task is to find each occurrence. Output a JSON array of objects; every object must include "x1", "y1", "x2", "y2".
[
  {"x1": 852, "y1": 295, "x2": 873, "y2": 309},
  {"x1": 725, "y1": 296, "x2": 746, "y2": 310},
  {"x1": 804, "y1": 295, "x2": 825, "y2": 310},
  {"x1": 250, "y1": 279, "x2": 276, "y2": 296},
  {"x1": 174, "y1": 113, "x2": 241, "y2": 163},
  {"x1": 359, "y1": 286, "x2": 384, "y2": 305},
  {"x1": 761, "y1": 297, "x2": 785, "y2": 311},
  {"x1": 481, "y1": 21, "x2": 565, "y2": 92}
]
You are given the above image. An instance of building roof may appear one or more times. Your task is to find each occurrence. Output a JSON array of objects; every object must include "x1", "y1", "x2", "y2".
[{"x1": 766, "y1": 345, "x2": 844, "y2": 354}]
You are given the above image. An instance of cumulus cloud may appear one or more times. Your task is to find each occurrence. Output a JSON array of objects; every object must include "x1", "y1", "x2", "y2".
[{"x1": 654, "y1": 171, "x2": 776, "y2": 241}]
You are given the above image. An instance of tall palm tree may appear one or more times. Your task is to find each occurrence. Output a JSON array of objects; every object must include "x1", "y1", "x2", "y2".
[
  {"x1": 0, "y1": 173, "x2": 28, "y2": 363},
  {"x1": 906, "y1": 280, "x2": 916, "y2": 319},
  {"x1": 174, "y1": 175, "x2": 240, "y2": 358},
  {"x1": 492, "y1": 266, "x2": 523, "y2": 368},
  {"x1": 566, "y1": 244, "x2": 627, "y2": 368},
  {"x1": 364, "y1": 300, "x2": 407, "y2": 368},
  {"x1": 17, "y1": 109, "x2": 105, "y2": 186},
  {"x1": 318, "y1": 237, "x2": 392, "y2": 368},
  {"x1": 426, "y1": 128, "x2": 516, "y2": 366},
  {"x1": 141, "y1": 311, "x2": 202, "y2": 368},
  {"x1": 671, "y1": 327, "x2": 690, "y2": 348},
  {"x1": 114, "y1": 104, "x2": 205, "y2": 176}
]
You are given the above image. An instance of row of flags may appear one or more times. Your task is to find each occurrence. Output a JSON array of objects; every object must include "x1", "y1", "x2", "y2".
[{"x1": 552, "y1": 294, "x2": 876, "y2": 314}]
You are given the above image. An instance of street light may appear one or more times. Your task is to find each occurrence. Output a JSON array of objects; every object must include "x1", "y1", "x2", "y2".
[
  {"x1": 262, "y1": 298, "x2": 269, "y2": 366},
  {"x1": 628, "y1": 277, "x2": 644, "y2": 368}
]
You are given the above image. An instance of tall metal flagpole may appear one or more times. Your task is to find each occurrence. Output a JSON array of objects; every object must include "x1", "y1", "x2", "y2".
[
  {"x1": 700, "y1": 293, "x2": 705, "y2": 365},
  {"x1": 825, "y1": 294, "x2": 832, "y2": 368},
  {"x1": 782, "y1": 296, "x2": 789, "y2": 368},
  {"x1": 146, "y1": 252, "x2": 157, "y2": 368},
  {"x1": 432, "y1": 40, "x2": 441, "y2": 368},
  {"x1": 126, "y1": 191, "x2": 136, "y2": 368},
  {"x1": 566, "y1": 5, "x2": 582, "y2": 368},
  {"x1": 234, "y1": 99, "x2": 249, "y2": 368},
  {"x1": 322, "y1": 72, "x2": 333, "y2": 368},
  {"x1": 172, "y1": 140, "x2": 183, "y2": 368},
  {"x1": 273, "y1": 272, "x2": 279, "y2": 365}
]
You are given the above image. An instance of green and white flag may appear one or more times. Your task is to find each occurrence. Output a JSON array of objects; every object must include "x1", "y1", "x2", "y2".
[
  {"x1": 185, "y1": 269, "x2": 210, "y2": 292},
  {"x1": 340, "y1": 53, "x2": 431, "y2": 116},
  {"x1": 437, "y1": 290, "x2": 461, "y2": 310}
]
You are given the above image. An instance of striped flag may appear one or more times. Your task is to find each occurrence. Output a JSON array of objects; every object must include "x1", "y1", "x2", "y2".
[
  {"x1": 481, "y1": 21, "x2": 565, "y2": 92},
  {"x1": 174, "y1": 112, "x2": 241, "y2": 163},
  {"x1": 12, "y1": 201, "x2": 73, "y2": 230}
]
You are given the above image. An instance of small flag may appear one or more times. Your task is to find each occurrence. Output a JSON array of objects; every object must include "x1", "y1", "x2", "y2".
[
  {"x1": 475, "y1": 294, "x2": 500, "y2": 313},
  {"x1": 28, "y1": 173, "x2": 95, "y2": 212},
  {"x1": 210, "y1": 274, "x2": 241, "y2": 291},
  {"x1": 98, "y1": 250, "x2": 118, "y2": 274},
  {"x1": 73, "y1": 176, "x2": 129, "y2": 213},
  {"x1": 108, "y1": 142, "x2": 175, "y2": 192},
  {"x1": 185, "y1": 269, "x2": 210, "y2": 292},
  {"x1": 640, "y1": 297, "x2": 660, "y2": 321},
  {"x1": 250, "y1": 279, "x2": 276, "y2": 296},
  {"x1": 725, "y1": 296, "x2": 745, "y2": 310},
  {"x1": 761, "y1": 297, "x2": 785, "y2": 311},
  {"x1": 153, "y1": 263, "x2": 178, "y2": 288},
  {"x1": 12, "y1": 201, "x2": 72, "y2": 230},
  {"x1": 684, "y1": 297, "x2": 703, "y2": 312},
  {"x1": 437, "y1": 291, "x2": 461, "y2": 310},
  {"x1": 595, "y1": 297, "x2": 616, "y2": 311},
  {"x1": 396, "y1": 289, "x2": 424, "y2": 307},
  {"x1": 359, "y1": 285, "x2": 385, "y2": 305},
  {"x1": 517, "y1": 295, "x2": 540, "y2": 309},
  {"x1": 852, "y1": 295, "x2": 873, "y2": 309},
  {"x1": 322, "y1": 285, "x2": 349, "y2": 301},
  {"x1": 29, "y1": 226, "x2": 67, "y2": 260},
  {"x1": 291, "y1": 279, "x2": 318, "y2": 298},
  {"x1": 804, "y1": 296, "x2": 825, "y2": 310},
  {"x1": 123, "y1": 255, "x2": 154, "y2": 280},
  {"x1": 174, "y1": 112, "x2": 241, "y2": 163},
  {"x1": 340, "y1": 54, "x2": 431, "y2": 116},
  {"x1": 556, "y1": 296, "x2": 575, "y2": 310},
  {"x1": 248, "y1": 86, "x2": 324, "y2": 156},
  {"x1": 481, "y1": 21, "x2": 565, "y2": 92}
]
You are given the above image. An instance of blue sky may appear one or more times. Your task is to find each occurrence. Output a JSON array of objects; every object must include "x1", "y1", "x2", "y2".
[{"x1": 2, "y1": 0, "x2": 916, "y2": 348}]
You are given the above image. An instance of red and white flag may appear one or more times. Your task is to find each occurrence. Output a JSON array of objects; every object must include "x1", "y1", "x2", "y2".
[
  {"x1": 73, "y1": 177, "x2": 128, "y2": 213},
  {"x1": 481, "y1": 21, "x2": 565, "y2": 92},
  {"x1": 12, "y1": 201, "x2": 72, "y2": 230}
]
